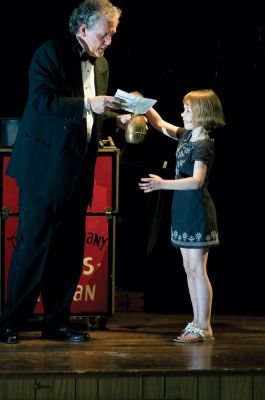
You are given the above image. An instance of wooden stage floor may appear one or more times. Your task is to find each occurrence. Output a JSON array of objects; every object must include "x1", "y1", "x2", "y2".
[{"x1": 0, "y1": 312, "x2": 265, "y2": 400}]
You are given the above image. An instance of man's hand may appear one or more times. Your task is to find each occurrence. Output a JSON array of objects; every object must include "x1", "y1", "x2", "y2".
[
  {"x1": 88, "y1": 96, "x2": 125, "y2": 114},
  {"x1": 116, "y1": 113, "x2": 132, "y2": 129},
  {"x1": 116, "y1": 113, "x2": 148, "y2": 131}
]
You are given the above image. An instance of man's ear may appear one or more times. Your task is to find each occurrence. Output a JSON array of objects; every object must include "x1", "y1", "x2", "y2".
[{"x1": 77, "y1": 24, "x2": 87, "y2": 38}]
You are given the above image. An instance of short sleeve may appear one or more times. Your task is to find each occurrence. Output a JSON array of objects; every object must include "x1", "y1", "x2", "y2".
[{"x1": 192, "y1": 140, "x2": 214, "y2": 166}]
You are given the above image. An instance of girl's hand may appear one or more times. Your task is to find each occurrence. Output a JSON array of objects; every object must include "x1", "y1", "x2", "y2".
[{"x1": 138, "y1": 174, "x2": 163, "y2": 192}]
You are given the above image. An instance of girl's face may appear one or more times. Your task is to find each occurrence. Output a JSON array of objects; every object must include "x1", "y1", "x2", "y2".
[{"x1": 181, "y1": 103, "x2": 196, "y2": 130}]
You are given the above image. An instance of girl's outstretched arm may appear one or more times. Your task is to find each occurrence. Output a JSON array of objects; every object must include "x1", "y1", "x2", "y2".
[{"x1": 145, "y1": 107, "x2": 181, "y2": 139}]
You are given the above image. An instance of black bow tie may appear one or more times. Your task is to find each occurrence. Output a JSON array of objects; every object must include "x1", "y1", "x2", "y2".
[{"x1": 80, "y1": 51, "x2": 96, "y2": 65}]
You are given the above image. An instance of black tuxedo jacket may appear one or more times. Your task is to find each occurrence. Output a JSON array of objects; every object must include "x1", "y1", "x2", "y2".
[{"x1": 7, "y1": 35, "x2": 115, "y2": 203}]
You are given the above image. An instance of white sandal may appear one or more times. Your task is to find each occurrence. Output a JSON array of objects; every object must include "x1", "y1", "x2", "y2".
[
  {"x1": 173, "y1": 321, "x2": 197, "y2": 342},
  {"x1": 173, "y1": 324, "x2": 215, "y2": 343}
]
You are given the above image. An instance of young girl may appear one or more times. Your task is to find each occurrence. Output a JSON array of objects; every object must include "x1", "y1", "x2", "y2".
[{"x1": 139, "y1": 89, "x2": 225, "y2": 343}]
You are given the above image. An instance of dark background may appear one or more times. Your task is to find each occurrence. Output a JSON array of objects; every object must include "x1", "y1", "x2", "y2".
[{"x1": 0, "y1": 1, "x2": 264, "y2": 314}]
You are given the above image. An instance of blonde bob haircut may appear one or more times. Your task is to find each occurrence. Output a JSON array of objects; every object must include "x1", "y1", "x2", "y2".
[{"x1": 183, "y1": 89, "x2": 226, "y2": 131}]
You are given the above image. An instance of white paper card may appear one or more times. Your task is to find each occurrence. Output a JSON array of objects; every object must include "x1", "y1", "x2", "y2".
[{"x1": 115, "y1": 89, "x2": 157, "y2": 114}]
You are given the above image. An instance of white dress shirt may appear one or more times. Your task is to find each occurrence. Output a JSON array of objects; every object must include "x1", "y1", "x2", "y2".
[{"x1": 81, "y1": 59, "x2": 95, "y2": 142}]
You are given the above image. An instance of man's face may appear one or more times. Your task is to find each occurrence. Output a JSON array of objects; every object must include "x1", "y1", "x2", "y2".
[{"x1": 81, "y1": 17, "x2": 118, "y2": 57}]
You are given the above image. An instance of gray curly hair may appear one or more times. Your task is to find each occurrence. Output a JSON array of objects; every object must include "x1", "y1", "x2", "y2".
[{"x1": 69, "y1": 0, "x2": 121, "y2": 34}]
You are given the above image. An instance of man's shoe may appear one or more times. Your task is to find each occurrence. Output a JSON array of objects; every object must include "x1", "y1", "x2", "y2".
[
  {"x1": 42, "y1": 326, "x2": 90, "y2": 342},
  {"x1": 0, "y1": 328, "x2": 20, "y2": 344}
]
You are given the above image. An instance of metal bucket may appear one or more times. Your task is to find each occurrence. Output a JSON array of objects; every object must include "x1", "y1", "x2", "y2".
[{"x1": 125, "y1": 114, "x2": 147, "y2": 144}]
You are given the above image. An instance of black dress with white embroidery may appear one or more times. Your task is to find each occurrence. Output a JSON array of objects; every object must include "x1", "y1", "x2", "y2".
[{"x1": 171, "y1": 130, "x2": 219, "y2": 249}]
